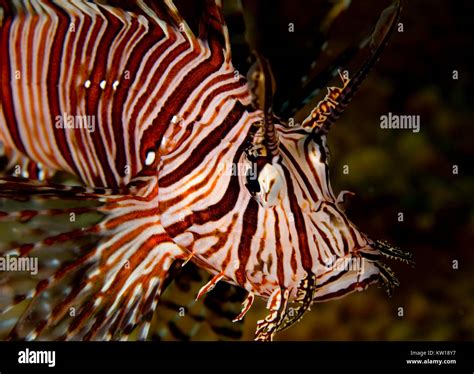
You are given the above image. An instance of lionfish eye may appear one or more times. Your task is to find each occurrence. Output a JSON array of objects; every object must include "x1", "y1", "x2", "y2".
[
  {"x1": 245, "y1": 168, "x2": 261, "y2": 194},
  {"x1": 244, "y1": 161, "x2": 285, "y2": 208}
]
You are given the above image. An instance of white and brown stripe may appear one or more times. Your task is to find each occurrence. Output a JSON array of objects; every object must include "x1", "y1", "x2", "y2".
[{"x1": 0, "y1": 0, "x2": 412, "y2": 341}]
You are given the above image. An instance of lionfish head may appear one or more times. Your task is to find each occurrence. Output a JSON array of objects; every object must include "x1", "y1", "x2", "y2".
[
  {"x1": 232, "y1": 0, "x2": 414, "y2": 339},
  {"x1": 237, "y1": 98, "x2": 414, "y2": 339},
  {"x1": 243, "y1": 114, "x2": 414, "y2": 290}
]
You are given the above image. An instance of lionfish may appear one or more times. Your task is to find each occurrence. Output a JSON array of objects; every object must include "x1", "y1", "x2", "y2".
[{"x1": 0, "y1": 0, "x2": 414, "y2": 341}]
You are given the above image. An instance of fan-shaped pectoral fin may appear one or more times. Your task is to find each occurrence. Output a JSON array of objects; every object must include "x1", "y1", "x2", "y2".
[{"x1": 0, "y1": 179, "x2": 190, "y2": 341}]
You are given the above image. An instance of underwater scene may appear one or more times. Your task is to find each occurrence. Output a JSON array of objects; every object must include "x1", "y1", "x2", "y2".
[{"x1": 0, "y1": 0, "x2": 472, "y2": 350}]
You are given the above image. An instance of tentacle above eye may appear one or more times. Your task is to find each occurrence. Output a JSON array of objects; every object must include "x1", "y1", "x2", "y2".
[{"x1": 300, "y1": 0, "x2": 403, "y2": 135}]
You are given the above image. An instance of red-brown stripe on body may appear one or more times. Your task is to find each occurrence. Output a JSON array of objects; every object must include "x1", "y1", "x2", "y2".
[
  {"x1": 159, "y1": 101, "x2": 247, "y2": 188},
  {"x1": 109, "y1": 17, "x2": 167, "y2": 178},
  {"x1": 140, "y1": 31, "x2": 226, "y2": 162},
  {"x1": 282, "y1": 165, "x2": 313, "y2": 272},
  {"x1": 0, "y1": 1, "x2": 27, "y2": 155},
  {"x1": 130, "y1": 38, "x2": 190, "y2": 165},
  {"x1": 45, "y1": 1, "x2": 80, "y2": 177},
  {"x1": 235, "y1": 199, "x2": 258, "y2": 287},
  {"x1": 273, "y1": 213, "x2": 286, "y2": 288}
]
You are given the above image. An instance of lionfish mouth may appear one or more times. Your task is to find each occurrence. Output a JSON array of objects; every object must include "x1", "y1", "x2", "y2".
[{"x1": 259, "y1": 241, "x2": 415, "y2": 337}]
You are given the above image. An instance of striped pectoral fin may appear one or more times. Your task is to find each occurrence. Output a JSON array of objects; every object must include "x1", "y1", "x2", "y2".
[
  {"x1": 0, "y1": 220, "x2": 102, "y2": 340},
  {"x1": 3, "y1": 227, "x2": 185, "y2": 341},
  {"x1": 73, "y1": 238, "x2": 184, "y2": 341},
  {"x1": 4, "y1": 235, "x2": 184, "y2": 341},
  {"x1": 0, "y1": 177, "x2": 107, "y2": 261},
  {"x1": 0, "y1": 177, "x2": 189, "y2": 340},
  {"x1": 0, "y1": 181, "x2": 108, "y2": 339}
]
